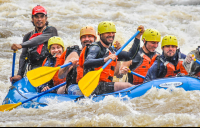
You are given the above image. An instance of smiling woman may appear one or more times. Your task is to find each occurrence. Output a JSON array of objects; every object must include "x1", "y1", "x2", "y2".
[
  {"x1": 50, "y1": 44, "x2": 63, "y2": 56},
  {"x1": 48, "y1": 36, "x2": 65, "y2": 56},
  {"x1": 36, "y1": 36, "x2": 66, "y2": 93}
]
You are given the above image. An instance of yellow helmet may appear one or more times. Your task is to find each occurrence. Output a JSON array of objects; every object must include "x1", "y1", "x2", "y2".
[
  {"x1": 98, "y1": 21, "x2": 116, "y2": 34},
  {"x1": 48, "y1": 36, "x2": 65, "y2": 51},
  {"x1": 161, "y1": 35, "x2": 178, "y2": 48},
  {"x1": 142, "y1": 29, "x2": 161, "y2": 42},
  {"x1": 80, "y1": 26, "x2": 97, "y2": 38}
]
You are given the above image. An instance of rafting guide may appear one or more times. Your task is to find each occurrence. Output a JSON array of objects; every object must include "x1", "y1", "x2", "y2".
[{"x1": 10, "y1": 5, "x2": 58, "y2": 83}]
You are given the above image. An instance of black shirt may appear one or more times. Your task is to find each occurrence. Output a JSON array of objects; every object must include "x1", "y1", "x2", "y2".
[{"x1": 17, "y1": 26, "x2": 58, "y2": 77}]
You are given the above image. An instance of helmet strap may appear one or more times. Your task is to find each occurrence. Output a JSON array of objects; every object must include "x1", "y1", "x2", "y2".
[{"x1": 144, "y1": 41, "x2": 152, "y2": 54}]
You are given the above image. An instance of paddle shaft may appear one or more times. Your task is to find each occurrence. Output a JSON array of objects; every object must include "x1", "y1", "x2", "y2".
[
  {"x1": 11, "y1": 51, "x2": 17, "y2": 85},
  {"x1": 129, "y1": 71, "x2": 145, "y2": 79},
  {"x1": 21, "y1": 82, "x2": 66, "y2": 104},
  {"x1": 3, "y1": 82, "x2": 67, "y2": 111},
  {"x1": 194, "y1": 58, "x2": 200, "y2": 65},
  {"x1": 60, "y1": 62, "x2": 72, "y2": 68},
  {"x1": 102, "y1": 30, "x2": 140, "y2": 69},
  {"x1": 12, "y1": 51, "x2": 16, "y2": 77}
]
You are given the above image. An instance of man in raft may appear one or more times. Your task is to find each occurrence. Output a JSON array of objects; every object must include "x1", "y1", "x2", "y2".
[
  {"x1": 79, "y1": 21, "x2": 144, "y2": 95},
  {"x1": 144, "y1": 35, "x2": 187, "y2": 82},
  {"x1": 10, "y1": 5, "x2": 58, "y2": 82},
  {"x1": 56, "y1": 26, "x2": 97, "y2": 94},
  {"x1": 118, "y1": 29, "x2": 161, "y2": 85}
]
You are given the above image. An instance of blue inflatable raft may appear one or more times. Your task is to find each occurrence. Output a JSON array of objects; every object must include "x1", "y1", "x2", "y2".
[{"x1": 2, "y1": 76, "x2": 200, "y2": 109}]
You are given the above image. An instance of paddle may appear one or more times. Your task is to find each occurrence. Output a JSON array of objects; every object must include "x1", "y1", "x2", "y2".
[
  {"x1": 12, "y1": 51, "x2": 17, "y2": 84},
  {"x1": 0, "y1": 82, "x2": 66, "y2": 112},
  {"x1": 193, "y1": 54, "x2": 200, "y2": 65},
  {"x1": 27, "y1": 62, "x2": 72, "y2": 87},
  {"x1": 78, "y1": 30, "x2": 141, "y2": 97},
  {"x1": 128, "y1": 70, "x2": 145, "y2": 79},
  {"x1": 194, "y1": 58, "x2": 200, "y2": 65}
]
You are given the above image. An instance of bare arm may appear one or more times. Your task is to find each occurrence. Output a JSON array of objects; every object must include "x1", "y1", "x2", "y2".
[
  {"x1": 114, "y1": 61, "x2": 121, "y2": 76},
  {"x1": 58, "y1": 51, "x2": 79, "y2": 79}
]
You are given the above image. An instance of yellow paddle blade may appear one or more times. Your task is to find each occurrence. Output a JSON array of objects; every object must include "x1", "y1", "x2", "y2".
[
  {"x1": 0, "y1": 102, "x2": 22, "y2": 112},
  {"x1": 78, "y1": 68, "x2": 103, "y2": 97},
  {"x1": 27, "y1": 66, "x2": 60, "y2": 87}
]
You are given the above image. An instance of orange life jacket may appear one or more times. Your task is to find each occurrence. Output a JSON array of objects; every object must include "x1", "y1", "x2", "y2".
[
  {"x1": 58, "y1": 50, "x2": 66, "y2": 66},
  {"x1": 42, "y1": 55, "x2": 65, "y2": 86},
  {"x1": 131, "y1": 53, "x2": 158, "y2": 85},
  {"x1": 79, "y1": 45, "x2": 117, "y2": 82},
  {"x1": 164, "y1": 59, "x2": 188, "y2": 77},
  {"x1": 76, "y1": 64, "x2": 84, "y2": 83}
]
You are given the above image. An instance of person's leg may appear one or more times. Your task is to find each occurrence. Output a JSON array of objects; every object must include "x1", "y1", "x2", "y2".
[
  {"x1": 92, "y1": 82, "x2": 115, "y2": 95},
  {"x1": 92, "y1": 82, "x2": 134, "y2": 95},
  {"x1": 114, "y1": 82, "x2": 134, "y2": 91},
  {"x1": 57, "y1": 85, "x2": 66, "y2": 94}
]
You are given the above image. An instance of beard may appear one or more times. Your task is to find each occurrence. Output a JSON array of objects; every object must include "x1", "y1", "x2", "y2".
[
  {"x1": 165, "y1": 50, "x2": 176, "y2": 57},
  {"x1": 100, "y1": 35, "x2": 114, "y2": 46},
  {"x1": 36, "y1": 22, "x2": 45, "y2": 30},
  {"x1": 81, "y1": 40, "x2": 93, "y2": 48}
]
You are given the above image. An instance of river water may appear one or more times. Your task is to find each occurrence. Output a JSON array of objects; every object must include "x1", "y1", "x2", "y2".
[{"x1": 0, "y1": 0, "x2": 200, "y2": 126}]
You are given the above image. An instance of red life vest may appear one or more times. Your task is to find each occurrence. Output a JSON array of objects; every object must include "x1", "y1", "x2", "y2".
[
  {"x1": 42, "y1": 55, "x2": 65, "y2": 86},
  {"x1": 131, "y1": 53, "x2": 158, "y2": 85},
  {"x1": 29, "y1": 33, "x2": 43, "y2": 54},
  {"x1": 79, "y1": 46, "x2": 117, "y2": 82},
  {"x1": 164, "y1": 59, "x2": 188, "y2": 77}
]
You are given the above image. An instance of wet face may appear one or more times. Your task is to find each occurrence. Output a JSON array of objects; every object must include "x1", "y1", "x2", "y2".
[
  {"x1": 145, "y1": 41, "x2": 159, "y2": 52},
  {"x1": 162, "y1": 45, "x2": 177, "y2": 57},
  {"x1": 50, "y1": 44, "x2": 63, "y2": 56},
  {"x1": 100, "y1": 32, "x2": 115, "y2": 46},
  {"x1": 32, "y1": 13, "x2": 47, "y2": 29},
  {"x1": 80, "y1": 34, "x2": 96, "y2": 48}
]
